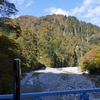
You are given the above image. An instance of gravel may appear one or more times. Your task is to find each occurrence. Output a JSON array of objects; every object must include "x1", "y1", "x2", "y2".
[{"x1": 21, "y1": 67, "x2": 100, "y2": 100}]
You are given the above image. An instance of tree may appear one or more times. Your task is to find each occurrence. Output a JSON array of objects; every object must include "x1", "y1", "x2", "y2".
[
  {"x1": 81, "y1": 45, "x2": 100, "y2": 74},
  {"x1": 0, "y1": 0, "x2": 18, "y2": 17}
]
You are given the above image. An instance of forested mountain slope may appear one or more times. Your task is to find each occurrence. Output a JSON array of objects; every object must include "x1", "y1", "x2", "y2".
[
  {"x1": 0, "y1": 19, "x2": 42, "y2": 94},
  {"x1": 13, "y1": 15, "x2": 100, "y2": 67},
  {"x1": 1, "y1": 14, "x2": 100, "y2": 94}
]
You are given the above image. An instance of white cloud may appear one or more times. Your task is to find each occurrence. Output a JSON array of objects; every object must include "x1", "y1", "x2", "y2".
[
  {"x1": 92, "y1": 6, "x2": 100, "y2": 15},
  {"x1": 45, "y1": 5, "x2": 87, "y2": 17},
  {"x1": 91, "y1": 17, "x2": 100, "y2": 26},
  {"x1": 83, "y1": 0, "x2": 94, "y2": 6},
  {"x1": 9, "y1": 0, "x2": 25, "y2": 5},
  {"x1": 71, "y1": 0, "x2": 94, "y2": 16},
  {"x1": 9, "y1": 0, "x2": 34, "y2": 8},
  {"x1": 25, "y1": 0, "x2": 34, "y2": 8},
  {"x1": 45, "y1": 0, "x2": 100, "y2": 26},
  {"x1": 91, "y1": 17, "x2": 99, "y2": 22},
  {"x1": 83, "y1": 6, "x2": 100, "y2": 18},
  {"x1": 18, "y1": 0, "x2": 25, "y2": 5},
  {"x1": 83, "y1": 13, "x2": 93, "y2": 18},
  {"x1": 71, "y1": 6, "x2": 86, "y2": 15},
  {"x1": 10, "y1": 0, "x2": 16, "y2": 3},
  {"x1": 45, "y1": 7, "x2": 70, "y2": 16},
  {"x1": 97, "y1": 0, "x2": 100, "y2": 4},
  {"x1": 45, "y1": 0, "x2": 94, "y2": 17},
  {"x1": 9, "y1": 0, "x2": 34, "y2": 7}
]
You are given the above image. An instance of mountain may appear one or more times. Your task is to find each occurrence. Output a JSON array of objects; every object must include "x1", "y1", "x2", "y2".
[
  {"x1": 13, "y1": 14, "x2": 100, "y2": 67},
  {"x1": 1, "y1": 14, "x2": 100, "y2": 94}
]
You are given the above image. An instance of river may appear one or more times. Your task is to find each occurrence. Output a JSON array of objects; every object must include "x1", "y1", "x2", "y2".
[{"x1": 20, "y1": 67, "x2": 100, "y2": 100}]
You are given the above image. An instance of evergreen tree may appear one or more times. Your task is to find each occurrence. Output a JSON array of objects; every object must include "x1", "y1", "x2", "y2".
[{"x1": 0, "y1": 0, "x2": 18, "y2": 17}]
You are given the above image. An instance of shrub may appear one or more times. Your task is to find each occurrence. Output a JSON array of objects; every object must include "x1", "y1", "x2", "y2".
[{"x1": 81, "y1": 45, "x2": 100, "y2": 74}]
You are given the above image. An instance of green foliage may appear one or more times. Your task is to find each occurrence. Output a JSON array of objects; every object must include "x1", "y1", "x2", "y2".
[
  {"x1": 0, "y1": 0, "x2": 18, "y2": 17},
  {"x1": 81, "y1": 45, "x2": 100, "y2": 74},
  {"x1": 13, "y1": 15, "x2": 100, "y2": 68},
  {"x1": 0, "y1": 19, "x2": 21, "y2": 37},
  {"x1": 0, "y1": 33, "x2": 19, "y2": 94},
  {"x1": 0, "y1": 74, "x2": 12, "y2": 94},
  {"x1": 1, "y1": 14, "x2": 100, "y2": 94},
  {"x1": 94, "y1": 53, "x2": 100, "y2": 67}
]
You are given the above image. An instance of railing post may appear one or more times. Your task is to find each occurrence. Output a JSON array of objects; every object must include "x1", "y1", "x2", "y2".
[
  {"x1": 79, "y1": 92, "x2": 89, "y2": 100},
  {"x1": 13, "y1": 58, "x2": 21, "y2": 100}
]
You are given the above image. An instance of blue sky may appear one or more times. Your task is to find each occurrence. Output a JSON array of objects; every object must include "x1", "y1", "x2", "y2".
[{"x1": 9, "y1": 0, "x2": 100, "y2": 26}]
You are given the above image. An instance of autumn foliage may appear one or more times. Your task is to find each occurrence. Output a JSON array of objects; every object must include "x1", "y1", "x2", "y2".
[
  {"x1": 81, "y1": 45, "x2": 100, "y2": 74},
  {"x1": 1, "y1": 14, "x2": 100, "y2": 94}
]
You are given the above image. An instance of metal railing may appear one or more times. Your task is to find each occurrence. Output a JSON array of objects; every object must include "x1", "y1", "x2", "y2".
[
  {"x1": 0, "y1": 88, "x2": 100, "y2": 100},
  {"x1": 0, "y1": 58, "x2": 100, "y2": 100}
]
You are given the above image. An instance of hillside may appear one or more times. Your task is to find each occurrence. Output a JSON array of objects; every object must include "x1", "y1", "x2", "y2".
[
  {"x1": 1, "y1": 14, "x2": 100, "y2": 94},
  {"x1": 0, "y1": 32, "x2": 22, "y2": 94},
  {"x1": 13, "y1": 15, "x2": 100, "y2": 67}
]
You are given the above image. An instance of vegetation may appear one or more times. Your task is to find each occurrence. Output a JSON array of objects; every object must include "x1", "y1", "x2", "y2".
[
  {"x1": 13, "y1": 15, "x2": 100, "y2": 68},
  {"x1": 0, "y1": 0, "x2": 18, "y2": 17},
  {"x1": 0, "y1": 32, "x2": 20, "y2": 94},
  {"x1": 81, "y1": 44, "x2": 100, "y2": 74},
  {"x1": 1, "y1": 14, "x2": 100, "y2": 94},
  {"x1": 0, "y1": 0, "x2": 19, "y2": 94}
]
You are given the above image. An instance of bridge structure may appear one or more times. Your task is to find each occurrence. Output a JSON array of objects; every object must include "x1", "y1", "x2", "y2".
[
  {"x1": 0, "y1": 88, "x2": 100, "y2": 100},
  {"x1": 0, "y1": 58, "x2": 100, "y2": 100}
]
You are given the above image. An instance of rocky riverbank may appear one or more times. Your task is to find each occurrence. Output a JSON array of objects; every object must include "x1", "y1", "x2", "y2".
[{"x1": 21, "y1": 67, "x2": 100, "y2": 100}]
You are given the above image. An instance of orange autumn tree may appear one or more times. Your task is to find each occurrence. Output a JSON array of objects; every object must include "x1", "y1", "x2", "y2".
[{"x1": 81, "y1": 44, "x2": 100, "y2": 74}]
